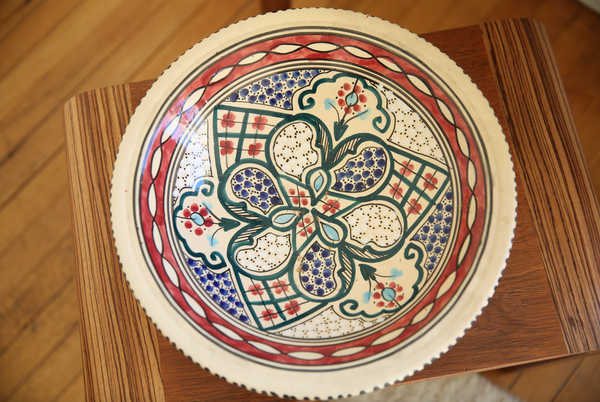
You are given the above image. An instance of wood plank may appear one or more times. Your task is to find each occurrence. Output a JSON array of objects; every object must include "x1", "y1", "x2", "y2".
[
  {"x1": 0, "y1": 0, "x2": 162, "y2": 164},
  {"x1": 260, "y1": 0, "x2": 290, "y2": 12},
  {"x1": 130, "y1": 0, "x2": 262, "y2": 81},
  {"x1": 554, "y1": 351, "x2": 600, "y2": 402},
  {"x1": 509, "y1": 354, "x2": 583, "y2": 402},
  {"x1": 0, "y1": 280, "x2": 79, "y2": 401},
  {"x1": 576, "y1": 94, "x2": 600, "y2": 194},
  {"x1": 481, "y1": 19, "x2": 600, "y2": 354},
  {"x1": 159, "y1": 335, "x2": 279, "y2": 401},
  {"x1": 83, "y1": 0, "x2": 211, "y2": 88},
  {"x1": 0, "y1": 113, "x2": 64, "y2": 208},
  {"x1": 0, "y1": 234, "x2": 74, "y2": 350},
  {"x1": 0, "y1": 152, "x2": 69, "y2": 256},
  {"x1": 6, "y1": 325, "x2": 82, "y2": 402},
  {"x1": 0, "y1": 188, "x2": 71, "y2": 301},
  {"x1": 0, "y1": 0, "x2": 44, "y2": 41},
  {"x1": 0, "y1": 0, "x2": 220, "y2": 213},
  {"x1": 396, "y1": 0, "x2": 462, "y2": 34},
  {"x1": 484, "y1": 0, "x2": 546, "y2": 21},
  {"x1": 55, "y1": 374, "x2": 85, "y2": 402},
  {"x1": 0, "y1": 0, "x2": 82, "y2": 79},
  {"x1": 64, "y1": 86, "x2": 164, "y2": 402},
  {"x1": 552, "y1": 8, "x2": 600, "y2": 123},
  {"x1": 480, "y1": 367, "x2": 522, "y2": 391},
  {"x1": 530, "y1": 0, "x2": 582, "y2": 41}
]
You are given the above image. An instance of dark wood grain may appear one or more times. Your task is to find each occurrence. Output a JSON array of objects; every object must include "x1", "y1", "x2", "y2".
[
  {"x1": 481, "y1": 19, "x2": 600, "y2": 354},
  {"x1": 63, "y1": 20, "x2": 598, "y2": 401}
]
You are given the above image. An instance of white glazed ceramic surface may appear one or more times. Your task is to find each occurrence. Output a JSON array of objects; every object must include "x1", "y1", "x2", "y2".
[{"x1": 111, "y1": 9, "x2": 516, "y2": 399}]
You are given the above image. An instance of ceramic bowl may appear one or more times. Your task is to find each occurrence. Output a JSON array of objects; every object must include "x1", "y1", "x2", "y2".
[{"x1": 111, "y1": 9, "x2": 517, "y2": 399}]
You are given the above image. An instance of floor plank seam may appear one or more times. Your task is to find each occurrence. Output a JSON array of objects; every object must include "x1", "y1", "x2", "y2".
[
  {"x1": 2, "y1": 321, "x2": 79, "y2": 402},
  {"x1": 50, "y1": 370, "x2": 83, "y2": 402},
  {"x1": 0, "y1": 144, "x2": 65, "y2": 212},
  {"x1": 0, "y1": 274, "x2": 76, "y2": 358},
  {"x1": 549, "y1": 357, "x2": 584, "y2": 402},
  {"x1": 0, "y1": 0, "x2": 86, "y2": 84}
]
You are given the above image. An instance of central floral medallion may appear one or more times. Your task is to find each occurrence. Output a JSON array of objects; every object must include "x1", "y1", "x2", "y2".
[{"x1": 173, "y1": 71, "x2": 451, "y2": 332}]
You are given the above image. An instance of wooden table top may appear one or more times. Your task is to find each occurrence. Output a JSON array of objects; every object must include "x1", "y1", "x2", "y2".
[{"x1": 64, "y1": 19, "x2": 600, "y2": 401}]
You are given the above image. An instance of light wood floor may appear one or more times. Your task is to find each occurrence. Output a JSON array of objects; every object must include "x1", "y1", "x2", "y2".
[{"x1": 0, "y1": 0, "x2": 599, "y2": 401}]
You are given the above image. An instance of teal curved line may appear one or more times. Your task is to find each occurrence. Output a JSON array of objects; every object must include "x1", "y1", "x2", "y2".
[
  {"x1": 296, "y1": 72, "x2": 391, "y2": 140},
  {"x1": 226, "y1": 225, "x2": 298, "y2": 282},
  {"x1": 216, "y1": 159, "x2": 283, "y2": 224},
  {"x1": 288, "y1": 247, "x2": 354, "y2": 303},
  {"x1": 403, "y1": 242, "x2": 425, "y2": 294},
  {"x1": 339, "y1": 242, "x2": 426, "y2": 319},
  {"x1": 326, "y1": 134, "x2": 397, "y2": 204},
  {"x1": 297, "y1": 75, "x2": 341, "y2": 111},
  {"x1": 172, "y1": 179, "x2": 226, "y2": 268}
]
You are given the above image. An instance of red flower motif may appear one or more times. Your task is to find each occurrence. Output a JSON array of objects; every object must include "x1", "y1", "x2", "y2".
[
  {"x1": 373, "y1": 282, "x2": 404, "y2": 309},
  {"x1": 337, "y1": 83, "x2": 368, "y2": 114},
  {"x1": 220, "y1": 140, "x2": 234, "y2": 155},
  {"x1": 322, "y1": 199, "x2": 340, "y2": 214},
  {"x1": 182, "y1": 204, "x2": 212, "y2": 236},
  {"x1": 221, "y1": 112, "x2": 236, "y2": 128},
  {"x1": 290, "y1": 189, "x2": 308, "y2": 206},
  {"x1": 399, "y1": 161, "x2": 414, "y2": 177},
  {"x1": 284, "y1": 300, "x2": 301, "y2": 315},
  {"x1": 252, "y1": 115, "x2": 268, "y2": 131},
  {"x1": 261, "y1": 309, "x2": 277, "y2": 321},
  {"x1": 248, "y1": 283, "x2": 264, "y2": 296},
  {"x1": 272, "y1": 280, "x2": 290, "y2": 295},
  {"x1": 423, "y1": 173, "x2": 438, "y2": 191},
  {"x1": 389, "y1": 183, "x2": 403, "y2": 200},
  {"x1": 407, "y1": 198, "x2": 422, "y2": 215},
  {"x1": 248, "y1": 142, "x2": 263, "y2": 156}
]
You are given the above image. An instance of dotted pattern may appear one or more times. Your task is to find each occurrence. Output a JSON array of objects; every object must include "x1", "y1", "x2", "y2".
[
  {"x1": 188, "y1": 259, "x2": 248, "y2": 322},
  {"x1": 345, "y1": 204, "x2": 402, "y2": 246},
  {"x1": 278, "y1": 307, "x2": 385, "y2": 339},
  {"x1": 333, "y1": 148, "x2": 386, "y2": 192},
  {"x1": 174, "y1": 127, "x2": 211, "y2": 198},
  {"x1": 237, "y1": 233, "x2": 291, "y2": 272},
  {"x1": 413, "y1": 190, "x2": 453, "y2": 270},
  {"x1": 228, "y1": 69, "x2": 323, "y2": 109},
  {"x1": 273, "y1": 122, "x2": 318, "y2": 177},
  {"x1": 299, "y1": 243, "x2": 336, "y2": 297},
  {"x1": 231, "y1": 168, "x2": 282, "y2": 212},
  {"x1": 379, "y1": 83, "x2": 444, "y2": 162}
]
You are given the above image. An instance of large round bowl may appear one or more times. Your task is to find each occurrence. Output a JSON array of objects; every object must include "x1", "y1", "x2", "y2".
[{"x1": 111, "y1": 9, "x2": 516, "y2": 399}]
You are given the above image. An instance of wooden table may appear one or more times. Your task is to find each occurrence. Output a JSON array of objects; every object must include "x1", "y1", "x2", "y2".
[{"x1": 64, "y1": 19, "x2": 600, "y2": 401}]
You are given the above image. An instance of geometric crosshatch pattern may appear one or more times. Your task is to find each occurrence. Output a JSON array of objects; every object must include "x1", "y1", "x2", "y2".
[{"x1": 133, "y1": 28, "x2": 491, "y2": 372}]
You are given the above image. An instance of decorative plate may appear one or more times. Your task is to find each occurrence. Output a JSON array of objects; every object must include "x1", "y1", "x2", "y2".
[{"x1": 111, "y1": 9, "x2": 516, "y2": 399}]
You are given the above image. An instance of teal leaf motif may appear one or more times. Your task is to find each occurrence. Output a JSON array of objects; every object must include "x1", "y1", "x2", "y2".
[
  {"x1": 274, "y1": 213, "x2": 296, "y2": 224},
  {"x1": 359, "y1": 264, "x2": 377, "y2": 281},
  {"x1": 321, "y1": 221, "x2": 340, "y2": 242},
  {"x1": 314, "y1": 173, "x2": 324, "y2": 191},
  {"x1": 219, "y1": 217, "x2": 241, "y2": 232}
]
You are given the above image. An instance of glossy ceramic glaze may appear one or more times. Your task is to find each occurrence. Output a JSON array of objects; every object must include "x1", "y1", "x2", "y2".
[{"x1": 111, "y1": 9, "x2": 516, "y2": 399}]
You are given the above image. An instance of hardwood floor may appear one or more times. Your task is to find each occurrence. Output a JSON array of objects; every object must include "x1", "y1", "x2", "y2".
[{"x1": 0, "y1": 0, "x2": 598, "y2": 401}]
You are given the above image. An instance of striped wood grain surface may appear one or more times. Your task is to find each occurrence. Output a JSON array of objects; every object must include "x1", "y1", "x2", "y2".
[
  {"x1": 2, "y1": 0, "x2": 600, "y2": 401},
  {"x1": 64, "y1": 86, "x2": 164, "y2": 401},
  {"x1": 481, "y1": 19, "x2": 600, "y2": 354}
]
